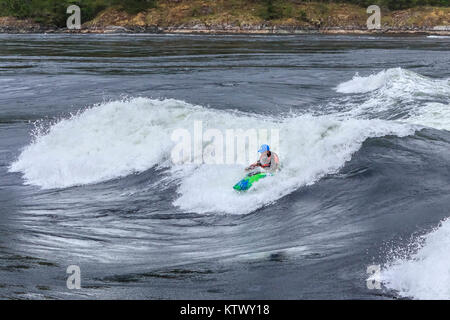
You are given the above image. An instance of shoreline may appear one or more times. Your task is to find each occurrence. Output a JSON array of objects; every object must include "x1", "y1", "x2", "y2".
[
  {"x1": 1, "y1": 3, "x2": 449, "y2": 36},
  {"x1": 1, "y1": 26, "x2": 449, "y2": 36}
]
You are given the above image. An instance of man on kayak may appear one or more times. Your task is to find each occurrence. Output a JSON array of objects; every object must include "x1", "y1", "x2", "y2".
[{"x1": 246, "y1": 144, "x2": 280, "y2": 174}]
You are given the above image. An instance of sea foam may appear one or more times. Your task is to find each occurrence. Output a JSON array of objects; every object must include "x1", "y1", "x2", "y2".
[
  {"x1": 10, "y1": 97, "x2": 415, "y2": 214},
  {"x1": 381, "y1": 218, "x2": 450, "y2": 299}
]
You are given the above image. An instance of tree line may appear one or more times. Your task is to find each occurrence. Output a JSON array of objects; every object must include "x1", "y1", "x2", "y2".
[{"x1": 0, "y1": 0, "x2": 156, "y2": 25}]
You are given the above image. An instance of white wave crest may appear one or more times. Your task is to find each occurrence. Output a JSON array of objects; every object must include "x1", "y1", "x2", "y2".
[
  {"x1": 173, "y1": 115, "x2": 414, "y2": 214},
  {"x1": 381, "y1": 218, "x2": 450, "y2": 299},
  {"x1": 10, "y1": 97, "x2": 415, "y2": 214},
  {"x1": 336, "y1": 69, "x2": 392, "y2": 94},
  {"x1": 334, "y1": 68, "x2": 450, "y2": 131},
  {"x1": 336, "y1": 68, "x2": 449, "y2": 96},
  {"x1": 10, "y1": 98, "x2": 203, "y2": 188},
  {"x1": 405, "y1": 102, "x2": 450, "y2": 131}
]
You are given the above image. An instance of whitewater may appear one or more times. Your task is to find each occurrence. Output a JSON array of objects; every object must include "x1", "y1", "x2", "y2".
[
  {"x1": 9, "y1": 69, "x2": 450, "y2": 293},
  {"x1": 10, "y1": 98, "x2": 416, "y2": 215},
  {"x1": 1, "y1": 34, "x2": 449, "y2": 300},
  {"x1": 11, "y1": 67, "x2": 448, "y2": 215}
]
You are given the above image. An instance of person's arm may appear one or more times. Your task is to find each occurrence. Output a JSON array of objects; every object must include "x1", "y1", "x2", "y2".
[{"x1": 246, "y1": 160, "x2": 261, "y2": 170}]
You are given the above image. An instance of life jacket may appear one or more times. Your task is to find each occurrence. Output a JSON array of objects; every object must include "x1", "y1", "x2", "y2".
[{"x1": 259, "y1": 152, "x2": 279, "y2": 168}]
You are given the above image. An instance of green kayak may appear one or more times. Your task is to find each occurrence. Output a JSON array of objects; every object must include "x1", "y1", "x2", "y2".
[{"x1": 233, "y1": 172, "x2": 268, "y2": 191}]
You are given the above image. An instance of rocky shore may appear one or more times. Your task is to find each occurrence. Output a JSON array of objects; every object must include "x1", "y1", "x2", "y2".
[
  {"x1": 1, "y1": 23, "x2": 449, "y2": 36},
  {"x1": 1, "y1": 4, "x2": 449, "y2": 36}
]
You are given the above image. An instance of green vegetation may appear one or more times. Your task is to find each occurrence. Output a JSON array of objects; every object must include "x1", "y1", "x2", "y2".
[
  {"x1": 256, "y1": 0, "x2": 448, "y2": 20},
  {"x1": 0, "y1": 0, "x2": 156, "y2": 26},
  {"x1": 257, "y1": 1, "x2": 323, "y2": 21},
  {"x1": 339, "y1": 0, "x2": 449, "y2": 10},
  {"x1": 0, "y1": 0, "x2": 448, "y2": 27}
]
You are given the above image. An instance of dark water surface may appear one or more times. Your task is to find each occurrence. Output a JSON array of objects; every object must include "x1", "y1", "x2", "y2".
[{"x1": 0, "y1": 34, "x2": 449, "y2": 299}]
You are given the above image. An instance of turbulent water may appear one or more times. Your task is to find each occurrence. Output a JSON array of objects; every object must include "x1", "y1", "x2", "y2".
[{"x1": 0, "y1": 34, "x2": 449, "y2": 299}]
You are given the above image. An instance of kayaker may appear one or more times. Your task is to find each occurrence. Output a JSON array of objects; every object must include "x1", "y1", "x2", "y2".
[{"x1": 246, "y1": 144, "x2": 280, "y2": 174}]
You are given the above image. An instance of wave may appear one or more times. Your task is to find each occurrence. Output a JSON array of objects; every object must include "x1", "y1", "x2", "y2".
[
  {"x1": 11, "y1": 98, "x2": 181, "y2": 189},
  {"x1": 405, "y1": 102, "x2": 450, "y2": 131},
  {"x1": 381, "y1": 218, "x2": 450, "y2": 299},
  {"x1": 337, "y1": 68, "x2": 450, "y2": 299},
  {"x1": 173, "y1": 116, "x2": 414, "y2": 214},
  {"x1": 11, "y1": 69, "x2": 448, "y2": 214},
  {"x1": 334, "y1": 68, "x2": 450, "y2": 131},
  {"x1": 336, "y1": 68, "x2": 448, "y2": 96},
  {"x1": 10, "y1": 97, "x2": 268, "y2": 189},
  {"x1": 10, "y1": 97, "x2": 415, "y2": 214},
  {"x1": 336, "y1": 69, "x2": 393, "y2": 94}
]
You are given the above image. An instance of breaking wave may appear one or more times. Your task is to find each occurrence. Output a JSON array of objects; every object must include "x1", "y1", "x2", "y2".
[
  {"x1": 10, "y1": 97, "x2": 415, "y2": 214},
  {"x1": 334, "y1": 68, "x2": 450, "y2": 130},
  {"x1": 381, "y1": 218, "x2": 450, "y2": 299}
]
